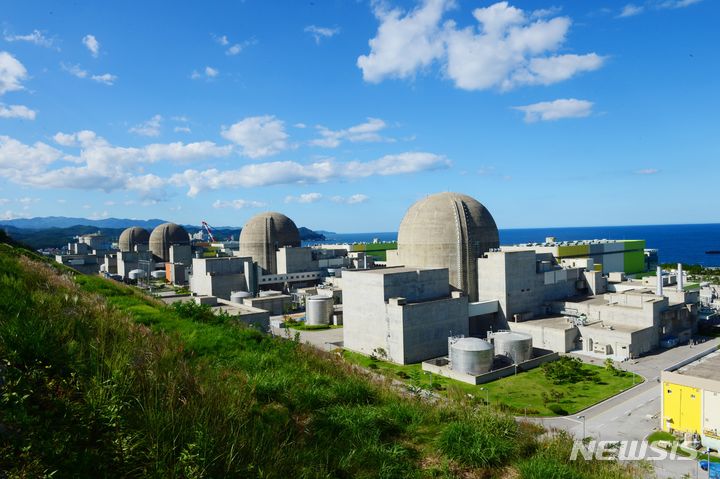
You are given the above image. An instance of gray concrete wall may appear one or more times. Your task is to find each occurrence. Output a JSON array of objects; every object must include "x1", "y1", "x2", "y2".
[
  {"x1": 510, "y1": 321, "x2": 578, "y2": 353},
  {"x1": 276, "y1": 247, "x2": 316, "y2": 274},
  {"x1": 243, "y1": 295, "x2": 292, "y2": 316},
  {"x1": 343, "y1": 267, "x2": 468, "y2": 364},
  {"x1": 400, "y1": 295, "x2": 469, "y2": 364}
]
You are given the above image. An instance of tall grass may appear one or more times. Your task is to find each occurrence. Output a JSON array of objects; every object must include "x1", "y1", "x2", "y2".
[{"x1": 0, "y1": 244, "x2": 647, "y2": 478}]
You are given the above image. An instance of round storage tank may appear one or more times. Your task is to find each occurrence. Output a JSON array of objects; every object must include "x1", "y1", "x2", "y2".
[
  {"x1": 492, "y1": 331, "x2": 533, "y2": 364},
  {"x1": 128, "y1": 269, "x2": 146, "y2": 280},
  {"x1": 230, "y1": 291, "x2": 252, "y2": 304},
  {"x1": 449, "y1": 337, "x2": 494, "y2": 375},
  {"x1": 306, "y1": 295, "x2": 333, "y2": 326},
  {"x1": 151, "y1": 270, "x2": 166, "y2": 279}
]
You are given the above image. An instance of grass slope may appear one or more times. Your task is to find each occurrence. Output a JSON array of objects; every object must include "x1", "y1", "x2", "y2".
[
  {"x1": 343, "y1": 351, "x2": 640, "y2": 416},
  {"x1": 0, "y1": 243, "x2": 643, "y2": 478}
]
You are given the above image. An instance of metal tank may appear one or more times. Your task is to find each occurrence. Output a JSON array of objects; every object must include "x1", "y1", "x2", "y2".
[
  {"x1": 491, "y1": 331, "x2": 533, "y2": 364},
  {"x1": 449, "y1": 337, "x2": 494, "y2": 375},
  {"x1": 151, "y1": 270, "x2": 166, "y2": 279},
  {"x1": 230, "y1": 291, "x2": 252, "y2": 304},
  {"x1": 305, "y1": 295, "x2": 333, "y2": 326},
  {"x1": 128, "y1": 269, "x2": 146, "y2": 280}
]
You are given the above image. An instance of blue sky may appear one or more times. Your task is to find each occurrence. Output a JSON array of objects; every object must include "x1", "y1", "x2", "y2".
[{"x1": 0, "y1": 0, "x2": 717, "y2": 232}]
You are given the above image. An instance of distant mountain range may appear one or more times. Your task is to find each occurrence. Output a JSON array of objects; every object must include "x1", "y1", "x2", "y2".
[
  {"x1": 0, "y1": 216, "x2": 326, "y2": 249},
  {"x1": 0, "y1": 216, "x2": 168, "y2": 230}
]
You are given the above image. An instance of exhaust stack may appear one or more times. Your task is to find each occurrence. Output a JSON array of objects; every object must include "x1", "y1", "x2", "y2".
[
  {"x1": 676, "y1": 263, "x2": 684, "y2": 292},
  {"x1": 656, "y1": 266, "x2": 663, "y2": 296}
]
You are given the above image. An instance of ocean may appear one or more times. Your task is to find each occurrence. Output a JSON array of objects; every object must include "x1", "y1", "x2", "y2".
[{"x1": 315, "y1": 223, "x2": 720, "y2": 267}]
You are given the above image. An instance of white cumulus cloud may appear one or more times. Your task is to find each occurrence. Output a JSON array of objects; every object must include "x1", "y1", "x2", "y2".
[
  {"x1": 513, "y1": 98, "x2": 594, "y2": 122},
  {"x1": 285, "y1": 192, "x2": 323, "y2": 204},
  {"x1": 311, "y1": 118, "x2": 389, "y2": 148},
  {"x1": 91, "y1": 73, "x2": 117, "y2": 85},
  {"x1": 357, "y1": 0, "x2": 450, "y2": 82},
  {"x1": 358, "y1": 1, "x2": 605, "y2": 91},
  {"x1": 305, "y1": 25, "x2": 341, "y2": 44},
  {"x1": 129, "y1": 115, "x2": 163, "y2": 137},
  {"x1": 212, "y1": 199, "x2": 267, "y2": 209},
  {"x1": 170, "y1": 151, "x2": 450, "y2": 197},
  {"x1": 618, "y1": 4, "x2": 645, "y2": 17},
  {"x1": 0, "y1": 104, "x2": 36, "y2": 120},
  {"x1": 83, "y1": 34, "x2": 100, "y2": 57},
  {"x1": 332, "y1": 194, "x2": 369, "y2": 204},
  {"x1": 658, "y1": 0, "x2": 702, "y2": 9},
  {"x1": 221, "y1": 115, "x2": 289, "y2": 158},
  {"x1": 0, "y1": 52, "x2": 28, "y2": 95},
  {"x1": 62, "y1": 63, "x2": 116, "y2": 85},
  {"x1": 191, "y1": 66, "x2": 219, "y2": 80},
  {"x1": 3, "y1": 29, "x2": 57, "y2": 49}
]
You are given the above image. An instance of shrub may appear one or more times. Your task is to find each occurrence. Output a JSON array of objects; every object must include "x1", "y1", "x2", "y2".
[
  {"x1": 437, "y1": 413, "x2": 518, "y2": 467},
  {"x1": 548, "y1": 404, "x2": 569, "y2": 415}
]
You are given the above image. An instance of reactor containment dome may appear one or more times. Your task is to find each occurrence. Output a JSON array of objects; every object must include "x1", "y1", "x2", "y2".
[
  {"x1": 149, "y1": 222, "x2": 190, "y2": 262},
  {"x1": 394, "y1": 192, "x2": 499, "y2": 302},
  {"x1": 239, "y1": 212, "x2": 301, "y2": 274},
  {"x1": 118, "y1": 226, "x2": 150, "y2": 252}
]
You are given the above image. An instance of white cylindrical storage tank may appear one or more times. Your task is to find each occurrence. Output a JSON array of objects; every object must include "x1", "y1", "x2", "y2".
[
  {"x1": 151, "y1": 270, "x2": 166, "y2": 279},
  {"x1": 492, "y1": 331, "x2": 533, "y2": 364},
  {"x1": 306, "y1": 295, "x2": 333, "y2": 326},
  {"x1": 128, "y1": 269, "x2": 146, "y2": 280},
  {"x1": 449, "y1": 337, "x2": 494, "y2": 375},
  {"x1": 230, "y1": 291, "x2": 252, "y2": 304}
]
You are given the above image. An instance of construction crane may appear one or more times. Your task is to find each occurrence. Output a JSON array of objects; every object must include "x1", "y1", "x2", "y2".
[{"x1": 201, "y1": 221, "x2": 216, "y2": 242}]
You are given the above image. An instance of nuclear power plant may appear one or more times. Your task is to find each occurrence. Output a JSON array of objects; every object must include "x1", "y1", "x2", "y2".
[{"x1": 56, "y1": 191, "x2": 701, "y2": 378}]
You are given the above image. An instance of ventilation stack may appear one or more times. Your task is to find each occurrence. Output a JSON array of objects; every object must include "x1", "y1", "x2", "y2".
[{"x1": 676, "y1": 263, "x2": 684, "y2": 292}]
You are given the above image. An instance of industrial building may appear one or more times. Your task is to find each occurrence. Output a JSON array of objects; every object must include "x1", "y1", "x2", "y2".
[
  {"x1": 661, "y1": 350, "x2": 720, "y2": 451},
  {"x1": 56, "y1": 231, "x2": 113, "y2": 275},
  {"x1": 477, "y1": 250, "x2": 697, "y2": 360},
  {"x1": 341, "y1": 191, "x2": 699, "y2": 367},
  {"x1": 502, "y1": 238, "x2": 647, "y2": 276},
  {"x1": 343, "y1": 267, "x2": 468, "y2": 364},
  {"x1": 386, "y1": 192, "x2": 499, "y2": 302}
]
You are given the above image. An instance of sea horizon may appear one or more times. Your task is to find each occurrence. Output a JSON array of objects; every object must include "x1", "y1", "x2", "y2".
[{"x1": 312, "y1": 223, "x2": 720, "y2": 267}]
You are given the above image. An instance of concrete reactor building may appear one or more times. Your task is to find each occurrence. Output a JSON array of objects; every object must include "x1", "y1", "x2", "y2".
[
  {"x1": 387, "y1": 192, "x2": 499, "y2": 302},
  {"x1": 239, "y1": 212, "x2": 301, "y2": 275},
  {"x1": 118, "y1": 226, "x2": 150, "y2": 253},
  {"x1": 149, "y1": 223, "x2": 190, "y2": 263}
]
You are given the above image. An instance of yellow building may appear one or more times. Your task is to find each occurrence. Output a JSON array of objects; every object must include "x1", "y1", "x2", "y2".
[{"x1": 661, "y1": 350, "x2": 720, "y2": 451}]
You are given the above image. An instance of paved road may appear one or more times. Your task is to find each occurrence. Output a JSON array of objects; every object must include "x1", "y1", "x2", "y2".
[
  {"x1": 269, "y1": 320, "x2": 344, "y2": 351},
  {"x1": 532, "y1": 338, "x2": 720, "y2": 478}
]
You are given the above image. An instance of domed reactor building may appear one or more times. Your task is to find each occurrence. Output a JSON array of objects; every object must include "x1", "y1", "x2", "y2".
[
  {"x1": 388, "y1": 192, "x2": 499, "y2": 302},
  {"x1": 239, "y1": 212, "x2": 301, "y2": 274},
  {"x1": 149, "y1": 222, "x2": 190, "y2": 262},
  {"x1": 118, "y1": 226, "x2": 150, "y2": 252}
]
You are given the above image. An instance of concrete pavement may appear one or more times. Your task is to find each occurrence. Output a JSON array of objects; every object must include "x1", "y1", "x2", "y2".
[{"x1": 532, "y1": 338, "x2": 720, "y2": 478}]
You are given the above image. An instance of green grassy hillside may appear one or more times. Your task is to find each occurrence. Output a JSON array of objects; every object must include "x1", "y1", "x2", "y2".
[{"x1": 0, "y1": 242, "x2": 644, "y2": 478}]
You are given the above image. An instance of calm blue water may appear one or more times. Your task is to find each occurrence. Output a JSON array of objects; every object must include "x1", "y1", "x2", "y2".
[{"x1": 314, "y1": 224, "x2": 720, "y2": 267}]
